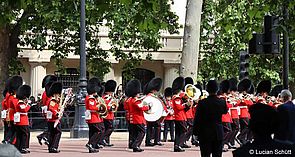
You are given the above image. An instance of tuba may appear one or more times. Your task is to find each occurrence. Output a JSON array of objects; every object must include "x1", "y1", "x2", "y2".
[
  {"x1": 184, "y1": 84, "x2": 202, "y2": 107},
  {"x1": 107, "y1": 96, "x2": 119, "y2": 112}
]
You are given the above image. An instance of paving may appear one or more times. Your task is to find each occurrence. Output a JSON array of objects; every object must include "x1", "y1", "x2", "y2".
[{"x1": 1, "y1": 131, "x2": 234, "y2": 157}]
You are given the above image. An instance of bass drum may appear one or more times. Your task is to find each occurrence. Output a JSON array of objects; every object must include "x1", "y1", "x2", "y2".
[{"x1": 143, "y1": 95, "x2": 164, "y2": 122}]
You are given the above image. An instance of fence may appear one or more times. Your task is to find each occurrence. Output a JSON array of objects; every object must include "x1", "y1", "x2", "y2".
[{"x1": 28, "y1": 110, "x2": 128, "y2": 132}]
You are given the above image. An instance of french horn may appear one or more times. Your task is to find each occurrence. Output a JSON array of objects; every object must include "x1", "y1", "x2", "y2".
[{"x1": 96, "y1": 96, "x2": 108, "y2": 117}]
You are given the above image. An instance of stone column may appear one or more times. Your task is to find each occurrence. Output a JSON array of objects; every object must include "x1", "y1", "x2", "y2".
[
  {"x1": 29, "y1": 62, "x2": 47, "y2": 97},
  {"x1": 164, "y1": 64, "x2": 180, "y2": 89}
]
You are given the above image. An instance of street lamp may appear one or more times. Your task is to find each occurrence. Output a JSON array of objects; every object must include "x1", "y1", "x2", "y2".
[{"x1": 70, "y1": 0, "x2": 88, "y2": 138}]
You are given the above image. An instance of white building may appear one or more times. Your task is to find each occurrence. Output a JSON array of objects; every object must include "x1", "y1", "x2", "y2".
[{"x1": 19, "y1": 1, "x2": 188, "y2": 97}]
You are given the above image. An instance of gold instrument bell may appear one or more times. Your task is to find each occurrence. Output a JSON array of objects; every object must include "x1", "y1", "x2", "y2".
[
  {"x1": 96, "y1": 96, "x2": 108, "y2": 117},
  {"x1": 108, "y1": 98, "x2": 119, "y2": 112},
  {"x1": 184, "y1": 84, "x2": 202, "y2": 107}
]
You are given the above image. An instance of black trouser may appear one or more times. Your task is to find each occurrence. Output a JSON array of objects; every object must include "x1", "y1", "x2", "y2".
[
  {"x1": 229, "y1": 118, "x2": 240, "y2": 145},
  {"x1": 3, "y1": 121, "x2": 9, "y2": 142},
  {"x1": 145, "y1": 121, "x2": 161, "y2": 144},
  {"x1": 5, "y1": 121, "x2": 16, "y2": 144},
  {"x1": 15, "y1": 125, "x2": 30, "y2": 150},
  {"x1": 222, "y1": 122, "x2": 232, "y2": 144},
  {"x1": 174, "y1": 120, "x2": 187, "y2": 147},
  {"x1": 48, "y1": 122, "x2": 62, "y2": 150},
  {"x1": 88, "y1": 123, "x2": 102, "y2": 147},
  {"x1": 127, "y1": 122, "x2": 134, "y2": 148},
  {"x1": 199, "y1": 139, "x2": 223, "y2": 157},
  {"x1": 185, "y1": 118, "x2": 193, "y2": 142},
  {"x1": 237, "y1": 118, "x2": 249, "y2": 144},
  {"x1": 129, "y1": 124, "x2": 145, "y2": 148},
  {"x1": 103, "y1": 119, "x2": 114, "y2": 144},
  {"x1": 163, "y1": 120, "x2": 174, "y2": 141},
  {"x1": 97, "y1": 122, "x2": 105, "y2": 145}
]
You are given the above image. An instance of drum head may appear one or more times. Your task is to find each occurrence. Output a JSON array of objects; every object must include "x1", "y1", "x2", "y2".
[{"x1": 143, "y1": 95, "x2": 164, "y2": 122}]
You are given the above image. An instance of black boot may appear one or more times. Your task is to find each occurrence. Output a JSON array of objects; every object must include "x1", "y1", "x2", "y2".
[
  {"x1": 133, "y1": 147, "x2": 144, "y2": 152},
  {"x1": 174, "y1": 146, "x2": 185, "y2": 152}
]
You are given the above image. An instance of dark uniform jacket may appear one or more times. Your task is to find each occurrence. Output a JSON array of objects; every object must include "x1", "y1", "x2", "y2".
[
  {"x1": 193, "y1": 95, "x2": 228, "y2": 141},
  {"x1": 275, "y1": 101, "x2": 295, "y2": 144}
]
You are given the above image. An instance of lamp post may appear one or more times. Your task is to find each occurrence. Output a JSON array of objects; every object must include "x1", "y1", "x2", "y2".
[
  {"x1": 282, "y1": 4, "x2": 289, "y2": 89},
  {"x1": 70, "y1": 0, "x2": 88, "y2": 138}
]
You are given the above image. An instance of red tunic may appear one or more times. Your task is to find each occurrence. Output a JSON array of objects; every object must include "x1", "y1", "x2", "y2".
[
  {"x1": 238, "y1": 99, "x2": 253, "y2": 118},
  {"x1": 47, "y1": 99, "x2": 60, "y2": 123},
  {"x1": 102, "y1": 94, "x2": 115, "y2": 120},
  {"x1": 222, "y1": 102, "x2": 232, "y2": 123},
  {"x1": 165, "y1": 99, "x2": 174, "y2": 121},
  {"x1": 85, "y1": 95, "x2": 103, "y2": 123},
  {"x1": 14, "y1": 100, "x2": 30, "y2": 126},
  {"x1": 7, "y1": 95, "x2": 17, "y2": 122},
  {"x1": 1, "y1": 93, "x2": 9, "y2": 121},
  {"x1": 41, "y1": 92, "x2": 51, "y2": 106},
  {"x1": 185, "y1": 107, "x2": 194, "y2": 119},
  {"x1": 128, "y1": 97, "x2": 149, "y2": 125},
  {"x1": 124, "y1": 98, "x2": 131, "y2": 122},
  {"x1": 172, "y1": 93, "x2": 187, "y2": 121}
]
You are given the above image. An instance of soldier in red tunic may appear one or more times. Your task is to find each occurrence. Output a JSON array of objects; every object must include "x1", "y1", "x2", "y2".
[
  {"x1": 124, "y1": 93, "x2": 133, "y2": 149},
  {"x1": 125, "y1": 79, "x2": 150, "y2": 152},
  {"x1": 37, "y1": 75, "x2": 57, "y2": 146},
  {"x1": 256, "y1": 80, "x2": 272, "y2": 106},
  {"x1": 1, "y1": 88, "x2": 9, "y2": 144},
  {"x1": 219, "y1": 80, "x2": 232, "y2": 152},
  {"x1": 145, "y1": 77, "x2": 164, "y2": 146},
  {"x1": 102, "y1": 80, "x2": 117, "y2": 147},
  {"x1": 15, "y1": 85, "x2": 31, "y2": 154},
  {"x1": 85, "y1": 82, "x2": 103, "y2": 153},
  {"x1": 5, "y1": 76, "x2": 23, "y2": 144},
  {"x1": 236, "y1": 78, "x2": 253, "y2": 145},
  {"x1": 172, "y1": 77, "x2": 188, "y2": 152},
  {"x1": 163, "y1": 87, "x2": 175, "y2": 142},
  {"x1": 47, "y1": 82, "x2": 63, "y2": 153}
]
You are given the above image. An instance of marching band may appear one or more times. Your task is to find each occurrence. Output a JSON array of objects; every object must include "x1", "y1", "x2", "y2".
[{"x1": 1, "y1": 74, "x2": 287, "y2": 154}]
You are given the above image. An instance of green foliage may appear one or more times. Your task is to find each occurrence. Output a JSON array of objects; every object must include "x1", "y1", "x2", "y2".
[
  {"x1": 1, "y1": 0, "x2": 180, "y2": 79},
  {"x1": 199, "y1": 0, "x2": 295, "y2": 85}
]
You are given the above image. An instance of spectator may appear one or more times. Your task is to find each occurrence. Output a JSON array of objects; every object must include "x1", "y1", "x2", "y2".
[
  {"x1": 275, "y1": 90, "x2": 295, "y2": 144},
  {"x1": 193, "y1": 80, "x2": 228, "y2": 157},
  {"x1": 233, "y1": 103, "x2": 295, "y2": 157}
]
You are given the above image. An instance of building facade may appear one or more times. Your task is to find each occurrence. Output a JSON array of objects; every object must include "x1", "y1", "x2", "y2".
[{"x1": 18, "y1": 1, "x2": 187, "y2": 97}]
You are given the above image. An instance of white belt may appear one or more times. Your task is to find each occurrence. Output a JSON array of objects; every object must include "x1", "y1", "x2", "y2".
[
  {"x1": 18, "y1": 112, "x2": 28, "y2": 115},
  {"x1": 239, "y1": 106, "x2": 248, "y2": 109},
  {"x1": 230, "y1": 107, "x2": 239, "y2": 110}
]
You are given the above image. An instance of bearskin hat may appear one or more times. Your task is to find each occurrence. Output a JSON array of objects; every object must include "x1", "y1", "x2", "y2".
[
  {"x1": 172, "y1": 77, "x2": 185, "y2": 94},
  {"x1": 270, "y1": 85, "x2": 283, "y2": 97},
  {"x1": 89, "y1": 77, "x2": 101, "y2": 85},
  {"x1": 146, "y1": 77, "x2": 162, "y2": 93},
  {"x1": 207, "y1": 80, "x2": 219, "y2": 94},
  {"x1": 7, "y1": 76, "x2": 23, "y2": 93},
  {"x1": 42, "y1": 75, "x2": 57, "y2": 88},
  {"x1": 238, "y1": 78, "x2": 252, "y2": 92},
  {"x1": 45, "y1": 81, "x2": 55, "y2": 96},
  {"x1": 185, "y1": 77, "x2": 194, "y2": 86},
  {"x1": 256, "y1": 80, "x2": 272, "y2": 94},
  {"x1": 104, "y1": 80, "x2": 117, "y2": 93},
  {"x1": 125, "y1": 79, "x2": 142, "y2": 97},
  {"x1": 48, "y1": 82, "x2": 63, "y2": 97},
  {"x1": 87, "y1": 82, "x2": 100, "y2": 95},
  {"x1": 228, "y1": 78, "x2": 238, "y2": 92},
  {"x1": 164, "y1": 87, "x2": 173, "y2": 97},
  {"x1": 219, "y1": 80, "x2": 230, "y2": 94},
  {"x1": 16, "y1": 85, "x2": 31, "y2": 100}
]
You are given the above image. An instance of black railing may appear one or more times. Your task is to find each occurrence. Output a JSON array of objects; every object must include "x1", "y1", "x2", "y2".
[{"x1": 28, "y1": 111, "x2": 128, "y2": 131}]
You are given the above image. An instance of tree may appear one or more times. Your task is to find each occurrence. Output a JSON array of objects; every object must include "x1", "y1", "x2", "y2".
[
  {"x1": 199, "y1": 0, "x2": 295, "y2": 86},
  {"x1": 0, "y1": 0, "x2": 180, "y2": 92},
  {"x1": 180, "y1": 0, "x2": 203, "y2": 79}
]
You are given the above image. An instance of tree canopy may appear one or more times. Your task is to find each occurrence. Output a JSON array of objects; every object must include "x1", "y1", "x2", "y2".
[
  {"x1": 0, "y1": 0, "x2": 180, "y2": 84},
  {"x1": 199, "y1": 0, "x2": 295, "y2": 86}
]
